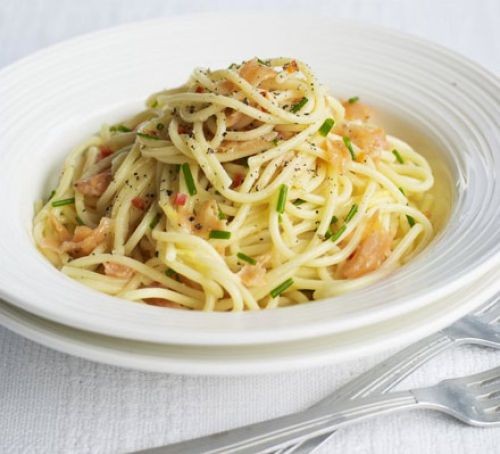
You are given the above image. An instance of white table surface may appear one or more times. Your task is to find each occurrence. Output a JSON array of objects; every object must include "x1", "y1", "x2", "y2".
[{"x1": 1, "y1": 1, "x2": 499, "y2": 453}]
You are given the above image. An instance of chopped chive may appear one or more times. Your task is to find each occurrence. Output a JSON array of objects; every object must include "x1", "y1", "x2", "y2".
[
  {"x1": 51, "y1": 197, "x2": 75, "y2": 207},
  {"x1": 278, "y1": 214, "x2": 283, "y2": 224},
  {"x1": 276, "y1": 184, "x2": 288, "y2": 214},
  {"x1": 110, "y1": 124, "x2": 132, "y2": 133},
  {"x1": 137, "y1": 132, "x2": 161, "y2": 140},
  {"x1": 318, "y1": 118, "x2": 335, "y2": 136},
  {"x1": 325, "y1": 228, "x2": 333, "y2": 240},
  {"x1": 270, "y1": 278, "x2": 294, "y2": 298},
  {"x1": 151, "y1": 100, "x2": 159, "y2": 108},
  {"x1": 292, "y1": 198, "x2": 306, "y2": 206},
  {"x1": 348, "y1": 96, "x2": 359, "y2": 104},
  {"x1": 237, "y1": 252, "x2": 257, "y2": 265},
  {"x1": 209, "y1": 230, "x2": 231, "y2": 240},
  {"x1": 217, "y1": 210, "x2": 227, "y2": 220},
  {"x1": 181, "y1": 163, "x2": 197, "y2": 196},
  {"x1": 156, "y1": 123, "x2": 165, "y2": 131},
  {"x1": 343, "y1": 136, "x2": 356, "y2": 160},
  {"x1": 345, "y1": 204, "x2": 358, "y2": 223},
  {"x1": 330, "y1": 215, "x2": 338, "y2": 224},
  {"x1": 392, "y1": 149, "x2": 404, "y2": 164},
  {"x1": 407, "y1": 215, "x2": 416, "y2": 227},
  {"x1": 75, "y1": 215, "x2": 85, "y2": 226},
  {"x1": 165, "y1": 268, "x2": 177, "y2": 278},
  {"x1": 399, "y1": 187, "x2": 406, "y2": 196},
  {"x1": 272, "y1": 138, "x2": 279, "y2": 146},
  {"x1": 257, "y1": 58, "x2": 270, "y2": 66},
  {"x1": 47, "y1": 189, "x2": 56, "y2": 201},
  {"x1": 290, "y1": 97, "x2": 308, "y2": 113},
  {"x1": 149, "y1": 213, "x2": 161, "y2": 229},
  {"x1": 330, "y1": 224, "x2": 347, "y2": 242}
]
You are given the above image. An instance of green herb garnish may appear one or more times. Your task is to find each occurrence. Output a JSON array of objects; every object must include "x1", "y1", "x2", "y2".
[
  {"x1": 270, "y1": 278, "x2": 294, "y2": 298},
  {"x1": 345, "y1": 204, "x2": 358, "y2": 223},
  {"x1": 47, "y1": 190, "x2": 56, "y2": 201},
  {"x1": 293, "y1": 198, "x2": 306, "y2": 206},
  {"x1": 156, "y1": 123, "x2": 165, "y2": 131},
  {"x1": 330, "y1": 224, "x2": 347, "y2": 242},
  {"x1": 75, "y1": 215, "x2": 85, "y2": 226},
  {"x1": 276, "y1": 184, "x2": 288, "y2": 214},
  {"x1": 51, "y1": 197, "x2": 75, "y2": 207},
  {"x1": 149, "y1": 213, "x2": 161, "y2": 229},
  {"x1": 399, "y1": 187, "x2": 406, "y2": 196},
  {"x1": 257, "y1": 58, "x2": 270, "y2": 66},
  {"x1": 290, "y1": 97, "x2": 308, "y2": 113},
  {"x1": 151, "y1": 100, "x2": 159, "y2": 108},
  {"x1": 330, "y1": 215, "x2": 338, "y2": 224},
  {"x1": 343, "y1": 136, "x2": 356, "y2": 160},
  {"x1": 165, "y1": 268, "x2": 177, "y2": 278},
  {"x1": 318, "y1": 118, "x2": 335, "y2": 137},
  {"x1": 348, "y1": 96, "x2": 359, "y2": 104},
  {"x1": 137, "y1": 132, "x2": 160, "y2": 140},
  {"x1": 407, "y1": 215, "x2": 416, "y2": 227},
  {"x1": 218, "y1": 210, "x2": 227, "y2": 220},
  {"x1": 110, "y1": 124, "x2": 132, "y2": 133},
  {"x1": 392, "y1": 149, "x2": 404, "y2": 164},
  {"x1": 237, "y1": 252, "x2": 257, "y2": 265},
  {"x1": 209, "y1": 230, "x2": 231, "y2": 240},
  {"x1": 181, "y1": 163, "x2": 197, "y2": 196}
]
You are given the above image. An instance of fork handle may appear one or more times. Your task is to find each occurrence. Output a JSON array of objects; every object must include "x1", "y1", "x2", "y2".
[
  {"x1": 137, "y1": 391, "x2": 417, "y2": 454},
  {"x1": 277, "y1": 331, "x2": 454, "y2": 454},
  {"x1": 313, "y1": 330, "x2": 454, "y2": 406}
]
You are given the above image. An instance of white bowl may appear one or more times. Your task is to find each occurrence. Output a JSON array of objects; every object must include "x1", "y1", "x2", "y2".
[{"x1": 0, "y1": 14, "x2": 499, "y2": 346}]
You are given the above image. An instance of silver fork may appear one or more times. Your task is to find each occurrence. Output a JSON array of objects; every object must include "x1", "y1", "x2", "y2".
[
  {"x1": 278, "y1": 294, "x2": 500, "y2": 453},
  {"x1": 139, "y1": 365, "x2": 500, "y2": 453},
  {"x1": 136, "y1": 295, "x2": 500, "y2": 454}
]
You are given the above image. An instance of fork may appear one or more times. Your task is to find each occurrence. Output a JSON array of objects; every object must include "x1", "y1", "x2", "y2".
[
  {"x1": 136, "y1": 295, "x2": 500, "y2": 454},
  {"x1": 140, "y1": 366, "x2": 500, "y2": 453},
  {"x1": 277, "y1": 293, "x2": 500, "y2": 453}
]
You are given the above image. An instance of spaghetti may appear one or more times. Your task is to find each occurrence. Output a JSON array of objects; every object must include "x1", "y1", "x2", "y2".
[{"x1": 33, "y1": 57, "x2": 434, "y2": 311}]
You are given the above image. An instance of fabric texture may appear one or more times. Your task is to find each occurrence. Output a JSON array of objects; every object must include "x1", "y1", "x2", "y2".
[{"x1": 1, "y1": 1, "x2": 499, "y2": 453}]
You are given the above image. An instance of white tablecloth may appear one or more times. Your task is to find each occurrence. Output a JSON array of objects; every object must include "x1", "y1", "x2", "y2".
[{"x1": 1, "y1": 1, "x2": 499, "y2": 453}]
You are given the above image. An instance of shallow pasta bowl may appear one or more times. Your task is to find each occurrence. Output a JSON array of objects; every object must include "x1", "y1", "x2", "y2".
[{"x1": 0, "y1": 14, "x2": 499, "y2": 347}]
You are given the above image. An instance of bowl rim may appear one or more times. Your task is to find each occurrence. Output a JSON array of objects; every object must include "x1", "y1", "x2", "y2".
[{"x1": 1, "y1": 261, "x2": 499, "y2": 375}]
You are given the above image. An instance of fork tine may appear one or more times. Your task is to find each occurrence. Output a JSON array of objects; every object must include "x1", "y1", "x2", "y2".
[
  {"x1": 454, "y1": 366, "x2": 500, "y2": 387},
  {"x1": 476, "y1": 387, "x2": 500, "y2": 400},
  {"x1": 479, "y1": 397, "x2": 500, "y2": 412},
  {"x1": 474, "y1": 294, "x2": 500, "y2": 323}
]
